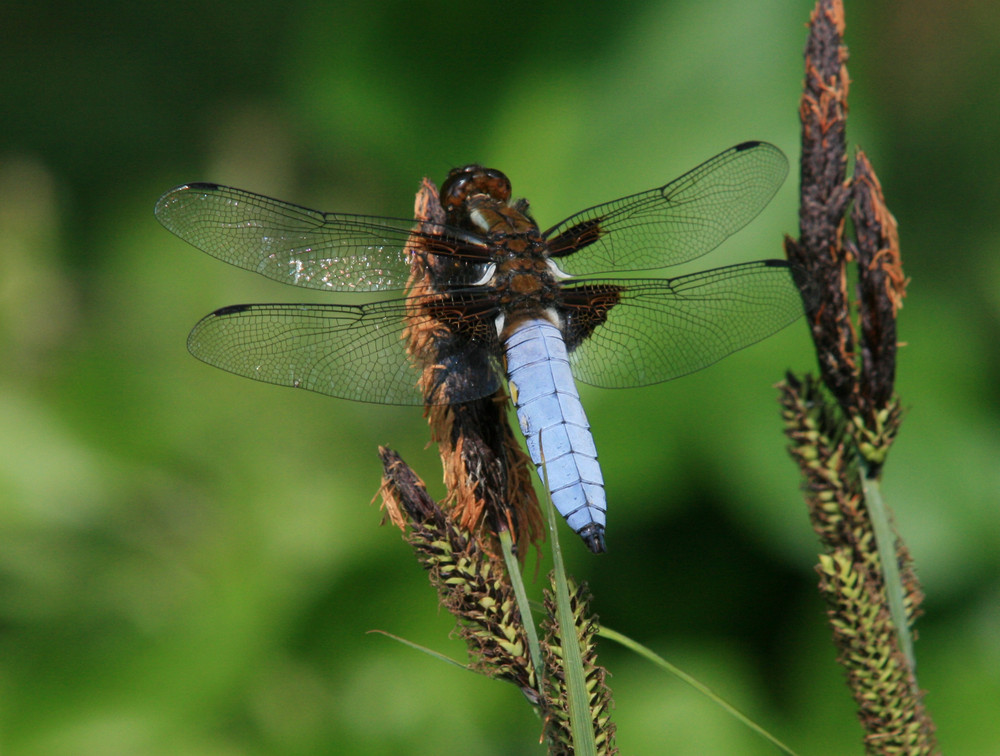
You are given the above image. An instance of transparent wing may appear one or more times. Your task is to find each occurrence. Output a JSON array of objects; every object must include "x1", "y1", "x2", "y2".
[
  {"x1": 186, "y1": 298, "x2": 502, "y2": 406},
  {"x1": 155, "y1": 183, "x2": 475, "y2": 292},
  {"x1": 543, "y1": 142, "x2": 788, "y2": 275},
  {"x1": 565, "y1": 260, "x2": 803, "y2": 388}
]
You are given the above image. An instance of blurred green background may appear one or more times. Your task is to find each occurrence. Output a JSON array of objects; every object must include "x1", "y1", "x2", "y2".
[{"x1": 2, "y1": 0, "x2": 998, "y2": 753}]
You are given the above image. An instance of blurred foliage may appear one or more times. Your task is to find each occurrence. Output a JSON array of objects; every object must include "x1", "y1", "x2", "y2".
[{"x1": 1, "y1": 0, "x2": 998, "y2": 754}]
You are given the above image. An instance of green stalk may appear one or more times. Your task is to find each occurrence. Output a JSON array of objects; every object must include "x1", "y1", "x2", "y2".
[{"x1": 542, "y1": 458, "x2": 597, "y2": 756}]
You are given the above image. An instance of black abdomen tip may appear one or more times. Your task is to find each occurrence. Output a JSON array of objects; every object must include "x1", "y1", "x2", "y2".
[{"x1": 578, "y1": 524, "x2": 607, "y2": 554}]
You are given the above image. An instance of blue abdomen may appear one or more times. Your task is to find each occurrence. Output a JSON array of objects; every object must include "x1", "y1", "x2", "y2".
[{"x1": 504, "y1": 317, "x2": 607, "y2": 553}]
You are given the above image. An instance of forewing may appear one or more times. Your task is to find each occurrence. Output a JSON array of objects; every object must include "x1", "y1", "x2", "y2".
[
  {"x1": 156, "y1": 183, "x2": 473, "y2": 292},
  {"x1": 565, "y1": 260, "x2": 803, "y2": 388},
  {"x1": 544, "y1": 142, "x2": 788, "y2": 275}
]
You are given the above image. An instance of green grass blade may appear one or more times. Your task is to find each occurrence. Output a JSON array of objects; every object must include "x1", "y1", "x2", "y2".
[
  {"x1": 500, "y1": 529, "x2": 544, "y2": 690},
  {"x1": 860, "y1": 470, "x2": 915, "y2": 669},
  {"x1": 599, "y1": 626, "x2": 800, "y2": 756},
  {"x1": 367, "y1": 629, "x2": 471, "y2": 672}
]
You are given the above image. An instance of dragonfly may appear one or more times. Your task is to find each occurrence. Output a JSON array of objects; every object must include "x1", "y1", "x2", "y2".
[{"x1": 155, "y1": 141, "x2": 803, "y2": 554}]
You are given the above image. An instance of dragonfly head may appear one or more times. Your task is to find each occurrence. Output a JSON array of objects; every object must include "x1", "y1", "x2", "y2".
[{"x1": 440, "y1": 165, "x2": 512, "y2": 216}]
